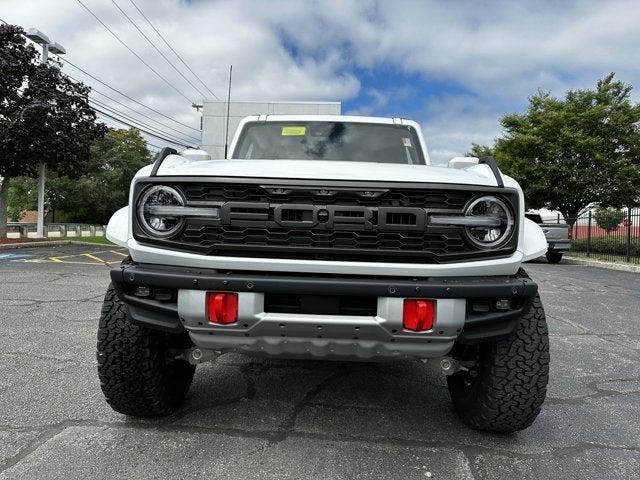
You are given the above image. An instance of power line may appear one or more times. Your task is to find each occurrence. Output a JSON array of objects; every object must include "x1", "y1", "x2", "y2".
[
  {"x1": 90, "y1": 98, "x2": 196, "y2": 146},
  {"x1": 88, "y1": 85, "x2": 200, "y2": 140},
  {"x1": 61, "y1": 58, "x2": 200, "y2": 132},
  {"x1": 99, "y1": 121, "x2": 160, "y2": 153},
  {"x1": 92, "y1": 106, "x2": 195, "y2": 148},
  {"x1": 1, "y1": 16, "x2": 196, "y2": 150},
  {"x1": 110, "y1": 0, "x2": 208, "y2": 99},
  {"x1": 64, "y1": 71, "x2": 200, "y2": 140},
  {"x1": 3, "y1": 16, "x2": 202, "y2": 135},
  {"x1": 94, "y1": 109, "x2": 193, "y2": 148},
  {"x1": 127, "y1": 0, "x2": 219, "y2": 99},
  {"x1": 90, "y1": 97, "x2": 199, "y2": 146},
  {"x1": 99, "y1": 117, "x2": 164, "y2": 154},
  {"x1": 75, "y1": 0, "x2": 194, "y2": 104}
]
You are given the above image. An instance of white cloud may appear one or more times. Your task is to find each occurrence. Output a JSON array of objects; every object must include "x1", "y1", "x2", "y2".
[
  {"x1": 4, "y1": 0, "x2": 640, "y2": 154},
  {"x1": 420, "y1": 95, "x2": 503, "y2": 165}
]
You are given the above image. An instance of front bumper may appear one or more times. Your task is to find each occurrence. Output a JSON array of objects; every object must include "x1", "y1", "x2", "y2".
[
  {"x1": 111, "y1": 264, "x2": 538, "y2": 360},
  {"x1": 127, "y1": 238, "x2": 524, "y2": 277}
]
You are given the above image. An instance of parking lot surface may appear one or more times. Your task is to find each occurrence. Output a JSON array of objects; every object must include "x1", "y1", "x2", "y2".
[{"x1": 0, "y1": 244, "x2": 639, "y2": 479}]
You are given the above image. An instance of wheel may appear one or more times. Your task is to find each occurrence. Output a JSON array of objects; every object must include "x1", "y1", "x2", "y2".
[
  {"x1": 97, "y1": 284, "x2": 195, "y2": 417},
  {"x1": 447, "y1": 285, "x2": 550, "y2": 433},
  {"x1": 545, "y1": 251, "x2": 563, "y2": 264}
]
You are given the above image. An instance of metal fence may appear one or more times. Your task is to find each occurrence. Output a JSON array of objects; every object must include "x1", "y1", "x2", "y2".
[{"x1": 568, "y1": 209, "x2": 640, "y2": 264}]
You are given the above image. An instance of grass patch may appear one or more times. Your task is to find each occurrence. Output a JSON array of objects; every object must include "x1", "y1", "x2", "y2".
[
  {"x1": 567, "y1": 250, "x2": 640, "y2": 265},
  {"x1": 70, "y1": 236, "x2": 114, "y2": 246}
]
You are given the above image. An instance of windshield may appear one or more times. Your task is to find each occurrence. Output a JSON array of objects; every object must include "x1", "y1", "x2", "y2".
[{"x1": 231, "y1": 121, "x2": 425, "y2": 165}]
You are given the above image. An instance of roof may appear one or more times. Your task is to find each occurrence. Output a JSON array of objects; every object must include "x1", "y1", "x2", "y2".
[{"x1": 250, "y1": 114, "x2": 419, "y2": 126}]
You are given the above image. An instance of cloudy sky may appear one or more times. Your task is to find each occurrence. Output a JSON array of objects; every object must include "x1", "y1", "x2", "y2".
[{"x1": 3, "y1": 0, "x2": 640, "y2": 163}]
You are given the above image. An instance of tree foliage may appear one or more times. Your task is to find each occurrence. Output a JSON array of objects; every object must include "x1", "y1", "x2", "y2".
[
  {"x1": 466, "y1": 143, "x2": 495, "y2": 158},
  {"x1": 594, "y1": 207, "x2": 625, "y2": 233},
  {"x1": 0, "y1": 24, "x2": 107, "y2": 235},
  {"x1": 53, "y1": 128, "x2": 150, "y2": 224},
  {"x1": 7, "y1": 129, "x2": 151, "y2": 225},
  {"x1": 492, "y1": 74, "x2": 640, "y2": 225}
]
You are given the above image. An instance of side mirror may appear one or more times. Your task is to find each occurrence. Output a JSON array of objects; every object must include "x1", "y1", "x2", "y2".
[{"x1": 448, "y1": 157, "x2": 479, "y2": 169}]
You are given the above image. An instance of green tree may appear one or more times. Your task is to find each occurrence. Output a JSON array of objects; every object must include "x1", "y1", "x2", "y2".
[
  {"x1": 0, "y1": 24, "x2": 107, "y2": 236},
  {"x1": 493, "y1": 74, "x2": 640, "y2": 229},
  {"x1": 466, "y1": 143, "x2": 495, "y2": 158},
  {"x1": 6, "y1": 129, "x2": 150, "y2": 225},
  {"x1": 6, "y1": 177, "x2": 37, "y2": 221},
  {"x1": 594, "y1": 207, "x2": 625, "y2": 233},
  {"x1": 49, "y1": 128, "x2": 151, "y2": 224}
]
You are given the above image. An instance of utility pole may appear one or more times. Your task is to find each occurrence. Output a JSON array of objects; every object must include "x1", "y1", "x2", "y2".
[{"x1": 25, "y1": 28, "x2": 66, "y2": 238}]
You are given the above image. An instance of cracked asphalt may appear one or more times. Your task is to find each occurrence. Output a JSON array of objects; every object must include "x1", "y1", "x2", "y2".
[{"x1": 1, "y1": 244, "x2": 639, "y2": 479}]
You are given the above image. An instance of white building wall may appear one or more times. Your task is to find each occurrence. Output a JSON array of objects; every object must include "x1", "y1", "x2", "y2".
[{"x1": 201, "y1": 101, "x2": 341, "y2": 158}]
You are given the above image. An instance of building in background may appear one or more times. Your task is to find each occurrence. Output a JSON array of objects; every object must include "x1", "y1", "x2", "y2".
[{"x1": 200, "y1": 100, "x2": 341, "y2": 158}]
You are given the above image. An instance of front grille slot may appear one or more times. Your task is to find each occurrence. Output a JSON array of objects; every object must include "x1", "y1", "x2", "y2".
[
  {"x1": 386, "y1": 212, "x2": 416, "y2": 226},
  {"x1": 225, "y1": 203, "x2": 269, "y2": 221},
  {"x1": 281, "y1": 209, "x2": 311, "y2": 222},
  {"x1": 264, "y1": 293, "x2": 377, "y2": 316}
]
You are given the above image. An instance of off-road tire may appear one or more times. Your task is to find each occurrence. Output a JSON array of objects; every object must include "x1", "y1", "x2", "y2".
[
  {"x1": 97, "y1": 284, "x2": 195, "y2": 417},
  {"x1": 545, "y1": 251, "x2": 563, "y2": 264},
  {"x1": 447, "y1": 278, "x2": 549, "y2": 433}
]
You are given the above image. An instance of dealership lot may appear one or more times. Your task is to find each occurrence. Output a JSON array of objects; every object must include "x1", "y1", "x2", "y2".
[{"x1": 0, "y1": 245, "x2": 639, "y2": 479}]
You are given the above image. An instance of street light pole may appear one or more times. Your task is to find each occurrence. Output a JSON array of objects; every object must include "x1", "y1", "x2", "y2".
[
  {"x1": 36, "y1": 43, "x2": 47, "y2": 239},
  {"x1": 25, "y1": 28, "x2": 65, "y2": 238}
]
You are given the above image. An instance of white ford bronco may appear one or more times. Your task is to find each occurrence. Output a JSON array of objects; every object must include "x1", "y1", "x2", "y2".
[{"x1": 100, "y1": 115, "x2": 550, "y2": 433}]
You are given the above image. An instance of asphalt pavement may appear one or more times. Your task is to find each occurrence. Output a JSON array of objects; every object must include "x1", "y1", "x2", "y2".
[{"x1": 0, "y1": 244, "x2": 639, "y2": 479}]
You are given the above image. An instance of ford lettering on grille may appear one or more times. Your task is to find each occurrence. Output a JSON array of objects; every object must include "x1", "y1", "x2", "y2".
[{"x1": 221, "y1": 202, "x2": 428, "y2": 231}]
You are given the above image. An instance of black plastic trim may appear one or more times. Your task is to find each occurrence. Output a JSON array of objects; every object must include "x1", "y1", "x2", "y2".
[
  {"x1": 110, "y1": 263, "x2": 537, "y2": 342},
  {"x1": 111, "y1": 279, "x2": 183, "y2": 333},
  {"x1": 150, "y1": 147, "x2": 178, "y2": 177},
  {"x1": 479, "y1": 156, "x2": 504, "y2": 188}
]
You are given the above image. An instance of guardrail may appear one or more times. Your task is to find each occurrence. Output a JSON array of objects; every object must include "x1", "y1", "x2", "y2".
[{"x1": 6, "y1": 223, "x2": 106, "y2": 239}]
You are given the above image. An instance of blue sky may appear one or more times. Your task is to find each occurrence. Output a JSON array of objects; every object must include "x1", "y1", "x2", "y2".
[{"x1": 6, "y1": 0, "x2": 640, "y2": 163}]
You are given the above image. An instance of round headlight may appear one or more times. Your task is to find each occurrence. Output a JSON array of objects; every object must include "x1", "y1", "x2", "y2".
[
  {"x1": 137, "y1": 185, "x2": 184, "y2": 237},
  {"x1": 464, "y1": 196, "x2": 514, "y2": 248}
]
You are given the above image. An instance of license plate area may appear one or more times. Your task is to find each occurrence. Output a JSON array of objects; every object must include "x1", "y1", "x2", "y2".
[{"x1": 264, "y1": 293, "x2": 377, "y2": 316}]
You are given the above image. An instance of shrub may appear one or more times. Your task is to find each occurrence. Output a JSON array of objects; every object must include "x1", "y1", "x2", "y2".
[
  {"x1": 594, "y1": 207, "x2": 625, "y2": 232},
  {"x1": 571, "y1": 236, "x2": 640, "y2": 257}
]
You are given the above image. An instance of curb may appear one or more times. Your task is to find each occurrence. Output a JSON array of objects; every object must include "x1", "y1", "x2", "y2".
[
  {"x1": 564, "y1": 255, "x2": 640, "y2": 273},
  {"x1": 0, "y1": 240, "x2": 72, "y2": 250},
  {"x1": 0, "y1": 240, "x2": 115, "y2": 250}
]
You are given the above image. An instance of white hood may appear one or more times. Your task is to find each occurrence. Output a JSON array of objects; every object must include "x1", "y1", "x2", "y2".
[{"x1": 139, "y1": 157, "x2": 510, "y2": 188}]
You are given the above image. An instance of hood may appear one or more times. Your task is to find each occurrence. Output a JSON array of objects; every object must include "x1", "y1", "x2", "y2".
[{"x1": 142, "y1": 157, "x2": 505, "y2": 188}]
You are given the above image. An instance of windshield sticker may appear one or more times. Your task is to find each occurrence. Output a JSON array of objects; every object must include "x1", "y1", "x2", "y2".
[
  {"x1": 282, "y1": 126, "x2": 306, "y2": 136},
  {"x1": 401, "y1": 137, "x2": 412, "y2": 147}
]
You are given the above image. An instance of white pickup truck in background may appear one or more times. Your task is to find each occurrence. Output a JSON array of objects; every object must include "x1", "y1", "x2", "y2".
[{"x1": 525, "y1": 212, "x2": 570, "y2": 263}]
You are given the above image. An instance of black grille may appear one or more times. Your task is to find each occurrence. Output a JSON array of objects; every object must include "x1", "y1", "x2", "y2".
[
  {"x1": 182, "y1": 224, "x2": 467, "y2": 254},
  {"x1": 133, "y1": 180, "x2": 519, "y2": 263}
]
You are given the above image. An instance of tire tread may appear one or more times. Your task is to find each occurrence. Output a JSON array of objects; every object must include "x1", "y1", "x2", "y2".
[
  {"x1": 448, "y1": 270, "x2": 550, "y2": 433},
  {"x1": 97, "y1": 285, "x2": 194, "y2": 417}
]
